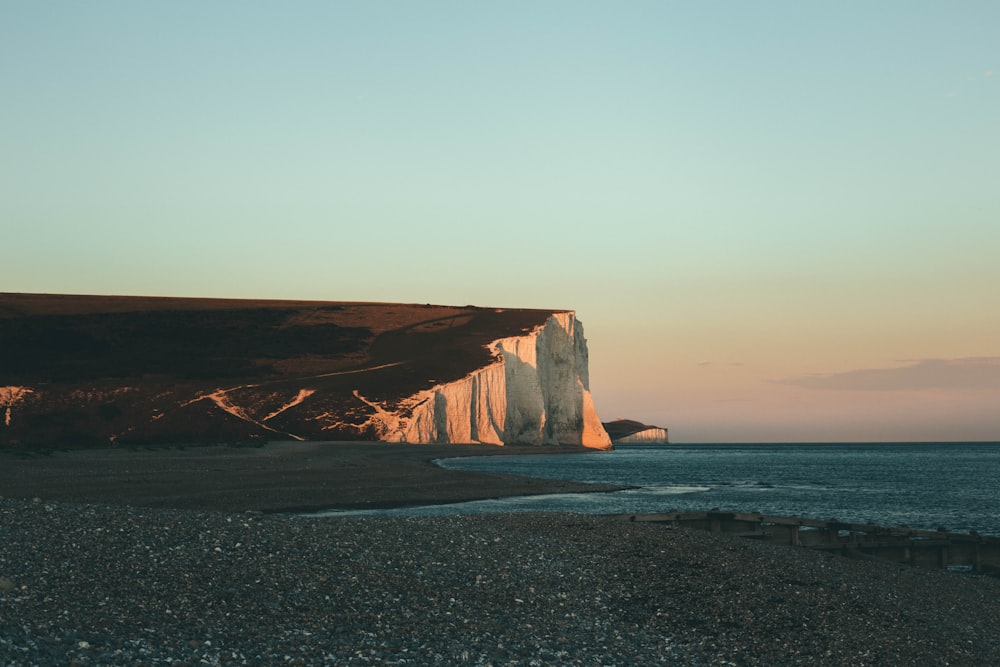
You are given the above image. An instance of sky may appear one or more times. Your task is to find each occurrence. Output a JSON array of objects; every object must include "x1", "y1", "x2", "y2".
[{"x1": 2, "y1": 1, "x2": 998, "y2": 442}]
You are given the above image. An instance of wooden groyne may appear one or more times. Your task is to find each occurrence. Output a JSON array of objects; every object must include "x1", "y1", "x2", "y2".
[{"x1": 620, "y1": 510, "x2": 1000, "y2": 575}]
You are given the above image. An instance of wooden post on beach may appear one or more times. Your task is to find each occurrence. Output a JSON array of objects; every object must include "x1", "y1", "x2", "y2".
[{"x1": 622, "y1": 512, "x2": 1000, "y2": 575}]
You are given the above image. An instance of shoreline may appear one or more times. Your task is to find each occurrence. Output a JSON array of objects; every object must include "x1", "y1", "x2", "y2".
[
  {"x1": 3, "y1": 441, "x2": 1000, "y2": 664},
  {"x1": 0, "y1": 440, "x2": 627, "y2": 513}
]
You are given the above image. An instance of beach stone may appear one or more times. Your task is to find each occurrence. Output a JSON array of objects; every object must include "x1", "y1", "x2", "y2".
[{"x1": 2, "y1": 498, "x2": 1000, "y2": 666}]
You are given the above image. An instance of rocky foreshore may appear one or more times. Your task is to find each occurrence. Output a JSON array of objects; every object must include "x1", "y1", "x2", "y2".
[{"x1": 3, "y1": 496, "x2": 1000, "y2": 666}]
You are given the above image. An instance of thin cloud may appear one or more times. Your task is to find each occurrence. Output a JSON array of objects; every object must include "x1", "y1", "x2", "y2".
[{"x1": 776, "y1": 357, "x2": 1000, "y2": 391}]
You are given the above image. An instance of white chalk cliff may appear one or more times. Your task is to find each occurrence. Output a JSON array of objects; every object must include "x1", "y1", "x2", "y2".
[
  {"x1": 1, "y1": 295, "x2": 618, "y2": 448},
  {"x1": 613, "y1": 427, "x2": 669, "y2": 444},
  {"x1": 359, "y1": 312, "x2": 612, "y2": 449}
]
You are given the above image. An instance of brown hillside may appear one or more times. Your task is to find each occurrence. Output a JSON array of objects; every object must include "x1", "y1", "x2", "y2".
[{"x1": 0, "y1": 293, "x2": 561, "y2": 447}]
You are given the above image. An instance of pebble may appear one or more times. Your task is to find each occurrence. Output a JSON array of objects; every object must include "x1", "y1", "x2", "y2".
[{"x1": 1, "y1": 497, "x2": 999, "y2": 665}]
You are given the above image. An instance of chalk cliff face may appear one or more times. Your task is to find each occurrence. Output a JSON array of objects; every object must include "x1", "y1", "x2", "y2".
[
  {"x1": 365, "y1": 313, "x2": 611, "y2": 449},
  {"x1": 613, "y1": 428, "x2": 669, "y2": 445},
  {"x1": 0, "y1": 386, "x2": 33, "y2": 428},
  {"x1": 0, "y1": 294, "x2": 611, "y2": 449},
  {"x1": 602, "y1": 419, "x2": 669, "y2": 445}
]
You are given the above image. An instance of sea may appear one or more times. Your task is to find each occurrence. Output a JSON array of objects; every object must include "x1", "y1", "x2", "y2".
[{"x1": 313, "y1": 442, "x2": 1000, "y2": 536}]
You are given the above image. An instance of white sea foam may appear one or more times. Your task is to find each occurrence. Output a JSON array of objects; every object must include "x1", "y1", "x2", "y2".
[{"x1": 648, "y1": 485, "x2": 711, "y2": 495}]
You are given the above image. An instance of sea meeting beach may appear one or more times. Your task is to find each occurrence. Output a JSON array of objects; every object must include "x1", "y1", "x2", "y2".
[{"x1": 2, "y1": 441, "x2": 999, "y2": 665}]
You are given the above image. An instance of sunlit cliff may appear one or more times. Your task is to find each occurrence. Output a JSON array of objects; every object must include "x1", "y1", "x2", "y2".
[{"x1": 0, "y1": 294, "x2": 611, "y2": 449}]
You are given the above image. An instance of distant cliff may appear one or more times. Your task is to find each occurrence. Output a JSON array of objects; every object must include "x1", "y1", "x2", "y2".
[
  {"x1": 602, "y1": 419, "x2": 669, "y2": 445},
  {"x1": 0, "y1": 294, "x2": 611, "y2": 449}
]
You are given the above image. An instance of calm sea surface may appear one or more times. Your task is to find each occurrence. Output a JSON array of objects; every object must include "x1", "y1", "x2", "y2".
[{"x1": 315, "y1": 442, "x2": 1000, "y2": 536}]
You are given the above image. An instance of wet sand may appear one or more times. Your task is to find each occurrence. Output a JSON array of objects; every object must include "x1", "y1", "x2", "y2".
[{"x1": 0, "y1": 440, "x2": 623, "y2": 512}]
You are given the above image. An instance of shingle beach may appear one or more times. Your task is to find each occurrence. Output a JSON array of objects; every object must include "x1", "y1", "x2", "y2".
[{"x1": 2, "y1": 443, "x2": 999, "y2": 666}]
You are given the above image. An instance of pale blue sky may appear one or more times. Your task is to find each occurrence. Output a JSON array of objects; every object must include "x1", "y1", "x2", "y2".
[{"x1": 3, "y1": 2, "x2": 998, "y2": 441}]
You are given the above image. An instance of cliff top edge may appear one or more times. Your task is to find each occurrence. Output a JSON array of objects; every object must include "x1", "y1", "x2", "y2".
[{"x1": 0, "y1": 292, "x2": 574, "y2": 318}]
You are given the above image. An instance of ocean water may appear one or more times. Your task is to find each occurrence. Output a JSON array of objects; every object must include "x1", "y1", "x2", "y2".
[{"x1": 314, "y1": 442, "x2": 1000, "y2": 536}]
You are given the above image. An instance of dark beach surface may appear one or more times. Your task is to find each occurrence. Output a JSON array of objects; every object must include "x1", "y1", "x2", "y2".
[
  {"x1": 2, "y1": 442, "x2": 1000, "y2": 665},
  {"x1": 0, "y1": 441, "x2": 624, "y2": 513}
]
